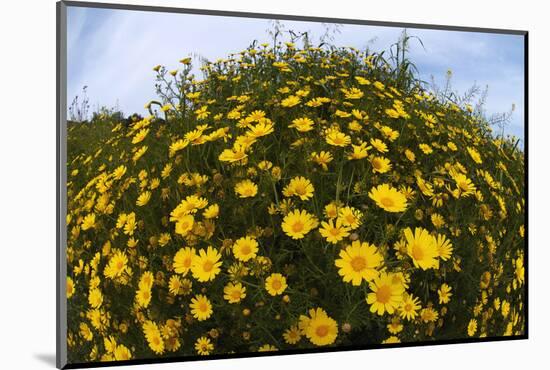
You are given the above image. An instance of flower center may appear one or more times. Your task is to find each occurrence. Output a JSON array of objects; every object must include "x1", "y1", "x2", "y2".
[
  {"x1": 271, "y1": 280, "x2": 282, "y2": 290},
  {"x1": 350, "y1": 256, "x2": 366, "y2": 272},
  {"x1": 412, "y1": 244, "x2": 424, "y2": 261},
  {"x1": 199, "y1": 302, "x2": 208, "y2": 312},
  {"x1": 184, "y1": 257, "x2": 192, "y2": 268},
  {"x1": 315, "y1": 325, "x2": 329, "y2": 337},
  {"x1": 376, "y1": 284, "x2": 392, "y2": 304},
  {"x1": 292, "y1": 221, "x2": 304, "y2": 233},
  {"x1": 329, "y1": 227, "x2": 340, "y2": 236},
  {"x1": 240, "y1": 244, "x2": 251, "y2": 255},
  {"x1": 203, "y1": 260, "x2": 213, "y2": 272},
  {"x1": 380, "y1": 197, "x2": 395, "y2": 208}
]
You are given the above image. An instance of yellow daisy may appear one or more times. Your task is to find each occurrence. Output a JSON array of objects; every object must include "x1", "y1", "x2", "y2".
[
  {"x1": 403, "y1": 227, "x2": 439, "y2": 270},
  {"x1": 232, "y1": 236, "x2": 259, "y2": 262},
  {"x1": 235, "y1": 179, "x2": 258, "y2": 198},
  {"x1": 191, "y1": 246, "x2": 222, "y2": 282},
  {"x1": 281, "y1": 209, "x2": 318, "y2": 239},
  {"x1": 190, "y1": 294, "x2": 213, "y2": 321},
  {"x1": 299, "y1": 308, "x2": 338, "y2": 346},
  {"x1": 223, "y1": 282, "x2": 246, "y2": 303},
  {"x1": 319, "y1": 219, "x2": 351, "y2": 244},
  {"x1": 369, "y1": 184, "x2": 408, "y2": 213},
  {"x1": 335, "y1": 240, "x2": 383, "y2": 286},
  {"x1": 366, "y1": 272, "x2": 405, "y2": 315},
  {"x1": 173, "y1": 247, "x2": 196, "y2": 276},
  {"x1": 265, "y1": 273, "x2": 287, "y2": 296}
]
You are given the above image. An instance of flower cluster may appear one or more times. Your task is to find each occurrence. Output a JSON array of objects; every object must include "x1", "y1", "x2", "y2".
[{"x1": 65, "y1": 38, "x2": 525, "y2": 364}]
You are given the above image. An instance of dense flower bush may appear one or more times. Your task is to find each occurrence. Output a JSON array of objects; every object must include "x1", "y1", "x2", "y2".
[{"x1": 65, "y1": 39, "x2": 525, "y2": 364}]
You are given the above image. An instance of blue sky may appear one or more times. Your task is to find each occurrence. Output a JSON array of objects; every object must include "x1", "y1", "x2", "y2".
[{"x1": 67, "y1": 6, "x2": 525, "y2": 144}]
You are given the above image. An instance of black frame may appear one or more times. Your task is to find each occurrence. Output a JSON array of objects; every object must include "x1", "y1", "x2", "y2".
[{"x1": 56, "y1": 1, "x2": 529, "y2": 368}]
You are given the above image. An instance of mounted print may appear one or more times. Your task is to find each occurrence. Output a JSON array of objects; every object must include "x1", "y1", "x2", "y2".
[{"x1": 56, "y1": 1, "x2": 528, "y2": 368}]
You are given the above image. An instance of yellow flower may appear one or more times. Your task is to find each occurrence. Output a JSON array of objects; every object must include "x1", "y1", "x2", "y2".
[
  {"x1": 175, "y1": 214, "x2": 195, "y2": 236},
  {"x1": 366, "y1": 272, "x2": 405, "y2": 315},
  {"x1": 369, "y1": 184, "x2": 408, "y2": 213},
  {"x1": 265, "y1": 273, "x2": 287, "y2": 296},
  {"x1": 451, "y1": 172, "x2": 476, "y2": 197},
  {"x1": 370, "y1": 138, "x2": 388, "y2": 153},
  {"x1": 283, "y1": 326, "x2": 302, "y2": 344},
  {"x1": 104, "y1": 250, "x2": 128, "y2": 279},
  {"x1": 370, "y1": 156, "x2": 392, "y2": 173},
  {"x1": 419, "y1": 143, "x2": 433, "y2": 154},
  {"x1": 310, "y1": 151, "x2": 333, "y2": 170},
  {"x1": 112, "y1": 165, "x2": 127, "y2": 180},
  {"x1": 190, "y1": 294, "x2": 213, "y2": 321},
  {"x1": 283, "y1": 176, "x2": 315, "y2": 200},
  {"x1": 347, "y1": 142, "x2": 370, "y2": 160},
  {"x1": 235, "y1": 179, "x2": 258, "y2": 198},
  {"x1": 223, "y1": 282, "x2": 246, "y2": 303},
  {"x1": 173, "y1": 247, "x2": 196, "y2": 276},
  {"x1": 281, "y1": 95, "x2": 301, "y2": 107},
  {"x1": 335, "y1": 240, "x2": 383, "y2": 285},
  {"x1": 202, "y1": 204, "x2": 219, "y2": 219},
  {"x1": 467, "y1": 147, "x2": 483, "y2": 164},
  {"x1": 143, "y1": 320, "x2": 164, "y2": 354},
  {"x1": 289, "y1": 117, "x2": 315, "y2": 132},
  {"x1": 467, "y1": 319, "x2": 478, "y2": 336},
  {"x1": 299, "y1": 307, "x2": 338, "y2": 346},
  {"x1": 258, "y1": 344, "x2": 278, "y2": 352},
  {"x1": 136, "y1": 191, "x2": 151, "y2": 206},
  {"x1": 88, "y1": 288, "x2": 103, "y2": 308},
  {"x1": 281, "y1": 209, "x2": 318, "y2": 239},
  {"x1": 81, "y1": 213, "x2": 96, "y2": 231},
  {"x1": 191, "y1": 246, "x2": 222, "y2": 282},
  {"x1": 66, "y1": 277, "x2": 75, "y2": 298},
  {"x1": 399, "y1": 294, "x2": 421, "y2": 321},
  {"x1": 233, "y1": 236, "x2": 259, "y2": 262},
  {"x1": 168, "y1": 275, "x2": 184, "y2": 295},
  {"x1": 438, "y1": 283, "x2": 453, "y2": 304},
  {"x1": 435, "y1": 233, "x2": 453, "y2": 261},
  {"x1": 247, "y1": 121, "x2": 274, "y2": 138},
  {"x1": 219, "y1": 144, "x2": 248, "y2": 163},
  {"x1": 138, "y1": 271, "x2": 154, "y2": 290},
  {"x1": 326, "y1": 130, "x2": 351, "y2": 147},
  {"x1": 404, "y1": 149, "x2": 416, "y2": 162},
  {"x1": 114, "y1": 344, "x2": 132, "y2": 361},
  {"x1": 195, "y1": 336, "x2": 213, "y2": 355},
  {"x1": 342, "y1": 87, "x2": 364, "y2": 99},
  {"x1": 319, "y1": 219, "x2": 351, "y2": 244},
  {"x1": 135, "y1": 287, "x2": 152, "y2": 308},
  {"x1": 403, "y1": 227, "x2": 439, "y2": 270},
  {"x1": 337, "y1": 206, "x2": 363, "y2": 230},
  {"x1": 132, "y1": 128, "x2": 149, "y2": 144}
]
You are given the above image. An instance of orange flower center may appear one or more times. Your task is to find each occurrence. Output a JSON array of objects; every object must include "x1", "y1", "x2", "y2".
[
  {"x1": 376, "y1": 284, "x2": 392, "y2": 304},
  {"x1": 271, "y1": 279, "x2": 282, "y2": 290},
  {"x1": 350, "y1": 256, "x2": 366, "y2": 272},
  {"x1": 412, "y1": 244, "x2": 424, "y2": 261},
  {"x1": 292, "y1": 221, "x2": 304, "y2": 233},
  {"x1": 380, "y1": 197, "x2": 395, "y2": 208},
  {"x1": 240, "y1": 244, "x2": 251, "y2": 255},
  {"x1": 315, "y1": 325, "x2": 329, "y2": 337},
  {"x1": 231, "y1": 290, "x2": 242, "y2": 300},
  {"x1": 203, "y1": 260, "x2": 214, "y2": 272}
]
